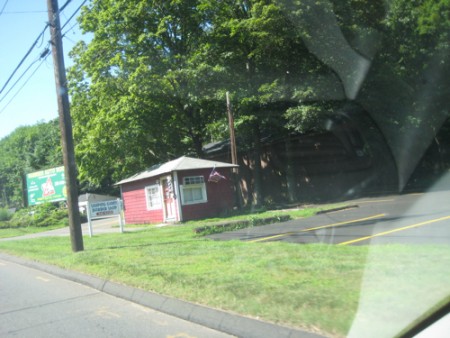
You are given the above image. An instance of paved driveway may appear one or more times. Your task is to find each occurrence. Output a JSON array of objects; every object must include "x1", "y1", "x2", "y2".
[
  {"x1": 209, "y1": 191, "x2": 450, "y2": 245},
  {"x1": 0, "y1": 216, "x2": 144, "y2": 242}
]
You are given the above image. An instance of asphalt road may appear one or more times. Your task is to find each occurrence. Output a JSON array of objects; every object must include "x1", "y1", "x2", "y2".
[
  {"x1": 0, "y1": 258, "x2": 233, "y2": 338},
  {"x1": 209, "y1": 190, "x2": 450, "y2": 245}
]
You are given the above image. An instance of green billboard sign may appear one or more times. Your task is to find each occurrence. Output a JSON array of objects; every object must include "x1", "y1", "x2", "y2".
[{"x1": 26, "y1": 166, "x2": 67, "y2": 206}]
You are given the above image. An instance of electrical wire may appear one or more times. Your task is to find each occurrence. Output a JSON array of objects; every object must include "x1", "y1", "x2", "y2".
[
  {"x1": 0, "y1": 10, "x2": 47, "y2": 14},
  {"x1": 0, "y1": 0, "x2": 87, "y2": 116},
  {"x1": 0, "y1": 0, "x2": 9, "y2": 17},
  {"x1": 0, "y1": 24, "x2": 49, "y2": 97},
  {"x1": 61, "y1": 0, "x2": 88, "y2": 31},
  {"x1": 59, "y1": 0, "x2": 73, "y2": 14},
  {"x1": 0, "y1": 48, "x2": 50, "y2": 106},
  {"x1": 62, "y1": 21, "x2": 79, "y2": 37},
  {"x1": 0, "y1": 58, "x2": 40, "y2": 105},
  {"x1": 0, "y1": 0, "x2": 76, "y2": 99},
  {"x1": 0, "y1": 56, "x2": 50, "y2": 115}
]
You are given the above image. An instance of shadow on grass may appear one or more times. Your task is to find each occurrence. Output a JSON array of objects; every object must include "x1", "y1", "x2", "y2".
[{"x1": 90, "y1": 238, "x2": 203, "y2": 252}]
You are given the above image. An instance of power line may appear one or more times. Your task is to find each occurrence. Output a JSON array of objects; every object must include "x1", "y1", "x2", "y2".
[
  {"x1": 1, "y1": 0, "x2": 73, "y2": 15},
  {"x1": 0, "y1": 47, "x2": 50, "y2": 106},
  {"x1": 0, "y1": 56, "x2": 50, "y2": 115},
  {"x1": 0, "y1": 24, "x2": 49, "y2": 97},
  {"x1": 0, "y1": 0, "x2": 9, "y2": 17},
  {"x1": 62, "y1": 21, "x2": 79, "y2": 37},
  {"x1": 0, "y1": 11, "x2": 47, "y2": 14},
  {"x1": 59, "y1": 0, "x2": 73, "y2": 14},
  {"x1": 0, "y1": 0, "x2": 87, "y2": 115},
  {"x1": 0, "y1": 0, "x2": 74, "y2": 98},
  {"x1": 0, "y1": 58, "x2": 41, "y2": 105},
  {"x1": 61, "y1": 0, "x2": 88, "y2": 31}
]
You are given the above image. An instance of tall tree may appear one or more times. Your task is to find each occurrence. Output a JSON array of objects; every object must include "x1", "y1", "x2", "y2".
[
  {"x1": 67, "y1": 0, "x2": 449, "y2": 203},
  {"x1": 204, "y1": 0, "x2": 323, "y2": 207},
  {"x1": 354, "y1": 0, "x2": 450, "y2": 189},
  {"x1": 68, "y1": 0, "x2": 224, "y2": 187}
]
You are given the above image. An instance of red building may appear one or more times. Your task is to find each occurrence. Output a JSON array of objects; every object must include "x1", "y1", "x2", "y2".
[{"x1": 116, "y1": 156, "x2": 238, "y2": 224}]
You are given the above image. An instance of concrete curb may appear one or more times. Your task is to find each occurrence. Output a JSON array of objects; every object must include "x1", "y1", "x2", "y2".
[
  {"x1": 0, "y1": 252, "x2": 325, "y2": 338},
  {"x1": 315, "y1": 204, "x2": 358, "y2": 214}
]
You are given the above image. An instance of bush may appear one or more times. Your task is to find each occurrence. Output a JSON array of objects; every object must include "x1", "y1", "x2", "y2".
[
  {"x1": 8, "y1": 203, "x2": 68, "y2": 228},
  {"x1": 194, "y1": 215, "x2": 291, "y2": 236},
  {"x1": 33, "y1": 203, "x2": 68, "y2": 227},
  {"x1": 7, "y1": 208, "x2": 33, "y2": 228},
  {"x1": 0, "y1": 208, "x2": 11, "y2": 222}
]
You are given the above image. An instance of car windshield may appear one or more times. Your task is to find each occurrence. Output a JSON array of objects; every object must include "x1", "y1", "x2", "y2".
[{"x1": 0, "y1": 1, "x2": 449, "y2": 337}]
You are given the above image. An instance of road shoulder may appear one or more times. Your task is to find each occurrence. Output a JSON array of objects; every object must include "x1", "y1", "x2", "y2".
[{"x1": 0, "y1": 252, "x2": 325, "y2": 338}]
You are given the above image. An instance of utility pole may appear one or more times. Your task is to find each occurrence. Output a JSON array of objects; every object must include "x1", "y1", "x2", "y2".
[
  {"x1": 226, "y1": 92, "x2": 238, "y2": 168},
  {"x1": 47, "y1": 0, "x2": 84, "y2": 252},
  {"x1": 226, "y1": 92, "x2": 242, "y2": 208}
]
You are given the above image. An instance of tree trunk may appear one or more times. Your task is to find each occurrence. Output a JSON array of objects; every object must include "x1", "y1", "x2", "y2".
[
  {"x1": 185, "y1": 106, "x2": 204, "y2": 158},
  {"x1": 251, "y1": 123, "x2": 263, "y2": 208},
  {"x1": 285, "y1": 136, "x2": 297, "y2": 203},
  {"x1": 191, "y1": 130, "x2": 204, "y2": 158}
]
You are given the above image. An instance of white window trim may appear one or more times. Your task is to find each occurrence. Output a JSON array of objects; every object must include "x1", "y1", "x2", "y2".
[
  {"x1": 145, "y1": 184, "x2": 162, "y2": 210},
  {"x1": 180, "y1": 176, "x2": 207, "y2": 205}
]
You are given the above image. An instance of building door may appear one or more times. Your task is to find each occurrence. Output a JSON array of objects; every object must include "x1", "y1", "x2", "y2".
[{"x1": 162, "y1": 177, "x2": 176, "y2": 221}]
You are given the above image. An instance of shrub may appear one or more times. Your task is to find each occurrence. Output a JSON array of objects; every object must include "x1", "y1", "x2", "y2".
[
  {"x1": 8, "y1": 203, "x2": 68, "y2": 228},
  {"x1": 8, "y1": 208, "x2": 33, "y2": 228},
  {"x1": 0, "y1": 208, "x2": 11, "y2": 222},
  {"x1": 194, "y1": 215, "x2": 291, "y2": 236},
  {"x1": 33, "y1": 203, "x2": 68, "y2": 227}
]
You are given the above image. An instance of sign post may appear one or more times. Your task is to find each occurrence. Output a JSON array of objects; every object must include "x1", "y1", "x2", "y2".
[
  {"x1": 118, "y1": 198, "x2": 124, "y2": 233},
  {"x1": 87, "y1": 199, "x2": 124, "y2": 236},
  {"x1": 86, "y1": 198, "x2": 93, "y2": 238}
]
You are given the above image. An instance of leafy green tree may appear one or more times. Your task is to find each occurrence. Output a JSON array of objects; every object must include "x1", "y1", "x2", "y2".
[
  {"x1": 69, "y1": 0, "x2": 325, "y2": 204},
  {"x1": 277, "y1": 0, "x2": 449, "y2": 191},
  {"x1": 66, "y1": 0, "x2": 449, "y2": 204},
  {"x1": 68, "y1": 0, "x2": 225, "y2": 187},
  {"x1": 353, "y1": 0, "x2": 450, "y2": 188},
  {"x1": 202, "y1": 0, "x2": 325, "y2": 206}
]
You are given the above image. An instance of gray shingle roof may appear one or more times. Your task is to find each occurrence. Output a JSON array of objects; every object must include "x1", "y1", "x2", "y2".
[{"x1": 115, "y1": 156, "x2": 238, "y2": 185}]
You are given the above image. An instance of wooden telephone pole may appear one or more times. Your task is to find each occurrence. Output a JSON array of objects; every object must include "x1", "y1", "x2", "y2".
[
  {"x1": 47, "y1": 0, "x2": 84, "y2": 252},
  {"x1": 226, "y1": 92, "x2": 243, "y2": 208},
  {"x1": 226, "y1": 92, "x2": 238, "y2": 168}
]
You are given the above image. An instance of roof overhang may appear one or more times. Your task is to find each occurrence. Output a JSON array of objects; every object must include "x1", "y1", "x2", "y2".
[{"x1": 115, "y1": 156, "x2": 238, "y2": 186}]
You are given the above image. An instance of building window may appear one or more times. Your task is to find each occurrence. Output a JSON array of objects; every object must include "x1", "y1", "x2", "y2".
[
  {"x1": 181, "y1": 175, "x2": 207, "y2": 205},
  {"x1": 145, "y1": 184, "x2": 161, "y2": 210}
]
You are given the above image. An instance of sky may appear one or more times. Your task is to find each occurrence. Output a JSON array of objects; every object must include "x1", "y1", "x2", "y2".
[{"x1": 0, "y1": 0, "x2": 89, "y2": 140}]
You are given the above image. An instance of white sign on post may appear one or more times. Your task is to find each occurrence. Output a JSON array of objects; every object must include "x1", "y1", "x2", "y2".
[
  {"x1": 86, "y1": 199, "x2": 124, "y2": 237},
  {"x1": 90, "y1": 200, "x2": 121, "y2": 217}
]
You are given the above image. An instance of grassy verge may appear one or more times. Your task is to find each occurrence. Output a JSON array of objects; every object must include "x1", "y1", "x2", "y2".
[
  {"x1": 190, "y1": 204, "x2": 353, "y2": 235},
  {"x1": 1, "y1": 222, "x2": 448, "y2": 337},
  {"x1": 0, "y1": 224, "x2": 66, "y2": 239},
  {"x1": 193, "y1": 215, "x2": 292, "y2": 235}
]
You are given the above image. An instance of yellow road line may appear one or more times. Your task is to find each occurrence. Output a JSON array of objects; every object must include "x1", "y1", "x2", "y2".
[
  {"x1": 300, "y1": 214, "x2": 386, "y2": 232},
  {"x1": 36, "y1": 276, "x2": 50, "y2": 282},
  {"x1": 249, "y1": 232, "x2": 294, "y2": 243},
  {"x1": 338, "y1": 215, "x2": 450, "y2": 246},
  {"x1": 356, "y1": 199, "x2": 395, "y2": 204},
  {"x1": 249, "y1": 213, "x2": 385, "y2": 243}
]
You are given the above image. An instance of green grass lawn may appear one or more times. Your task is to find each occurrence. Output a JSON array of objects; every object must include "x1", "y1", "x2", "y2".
[
  {"x1": 0, "y1": 223, "x2": 66, "y2": 239},
  {"x1": 1, "y1": 221, "x2": 448, "y2": 337}
]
